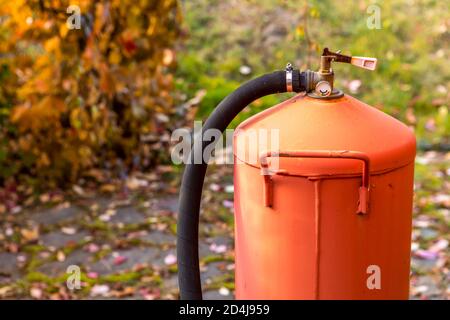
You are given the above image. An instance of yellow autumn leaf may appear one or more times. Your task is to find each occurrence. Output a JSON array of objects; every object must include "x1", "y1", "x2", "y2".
[
  {"x1": 20, "y1": 227, "x2": 39, "y2": 242},
  {"x1": 59, "y1": 23, "x2": 69, "y2": 38},
  {"x1": 99, "y1": 64, "x2": 115, "y2": 96},
  {"x1": 44, "y1": 36, "x2": 60, "y2": 53},
  {"x1": 109, "y1": 49, "x2": 122, "y2": 65},
  {"x1": 78, "y1": 130, "x2": 88, "y2": 141},
  {"x1": 10, "y1": 104, "x2": 29, "y2": 123},
  {"x1": 37, "y1": 152, "x2": 51, "y2": 167}
]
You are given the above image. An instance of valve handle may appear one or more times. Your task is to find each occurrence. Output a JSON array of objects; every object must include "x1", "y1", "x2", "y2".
[
  {"x1": 321, "y1": 48, "x2": 377, "y2": 72},
  {"x1": 350, "y1": 56, "x2": 377, "y2": 70}
]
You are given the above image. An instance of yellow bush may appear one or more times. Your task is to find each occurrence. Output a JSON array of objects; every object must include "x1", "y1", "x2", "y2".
[{"x1": 0, "y1": 0, "x2": 181, "y2": 186}]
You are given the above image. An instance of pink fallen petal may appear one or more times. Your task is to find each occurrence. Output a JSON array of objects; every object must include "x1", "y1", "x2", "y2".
[
  {"x1": 87, "y1": 272, "x2": 99, "y2": 279},
  {"x1": 11, "y1": 206, "x2": 22, "y2": 214},
  {"x1": 412, "y1": 285, "x2": 429, "y2": 295},
  {"x1": 209, "y1": 183, "x2": 221, "y2": 192},
  {"x1": 86, "y1": 243, "x2": 100, "y2": 253},
  {"x1": 425, "y1": 119, "x2": 436, "y2": 132},
  {"x1": 219, "y1": 287, "x2": 230, "y2": 296},
  {"x1": 114, "y1": 255, "x2": 128, "y2": 265},
  {"x1": 90, "y1": 284, "x2": 110, "y2": 297},
  {"x1": 140, "y1": 288, "x2": 160, "y2": 300},
  {"x1": 30, "y1": 287, "x2": 43, "y2": 299},
  {"x1": 414, "y1": 249, "x2": 438, "y2": 260},
  {"x1": 414, "y1": 220, "x2": 431, "y2": 228},
  {"x1": 164, "y1": 253, "x2": 177, "y2": 265},
  {"x1": 429, "y1": 239, "x2": 448, "y2": 253},
  {"x1": 222, "y1": 200, "x2": 234, "y2": 208},
  {"x1": 210, "y1": 243, "x2": 227, "y2": 254}
]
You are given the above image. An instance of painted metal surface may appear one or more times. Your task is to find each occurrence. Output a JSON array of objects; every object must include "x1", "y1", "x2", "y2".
[
  {"x1": 260, "y1": 150, "x2": 370, "y2": 214},
  {"x1": 233, "y1": 93, "x2": 416, "y2": 299},
  {"x1": 234, "y1": 94, "x2": 416, "y2": 176}
]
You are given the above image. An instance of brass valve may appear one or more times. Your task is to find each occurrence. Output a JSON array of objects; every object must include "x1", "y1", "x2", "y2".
[{"x1": 308, "y1": 48, "x2": 377, "y2": 99}]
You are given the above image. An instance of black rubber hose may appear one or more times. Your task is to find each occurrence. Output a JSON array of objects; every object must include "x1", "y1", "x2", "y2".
[{"x1": 177, "y1": 69, "x2": 306, "y2": 300}]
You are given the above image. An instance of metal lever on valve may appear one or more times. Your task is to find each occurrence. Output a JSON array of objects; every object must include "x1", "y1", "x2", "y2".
[
  {"x1": 350, "y1": 56, "x2": 377, "y2": 70},
  {"x1": 320, "y1": 48, "x2": 378, "y2": 71},
  {"x1": 312, "y1": 48, "x2": 377, "y2": 98}
]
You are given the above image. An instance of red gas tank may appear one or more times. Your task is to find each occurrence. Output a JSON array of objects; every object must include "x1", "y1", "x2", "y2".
[{"x1": 233, "y1": 93, "x2": 416, "y2": 299}]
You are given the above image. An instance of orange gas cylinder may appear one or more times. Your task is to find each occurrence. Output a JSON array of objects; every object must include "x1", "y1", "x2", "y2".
[
  {"x1": 177, "y1": 48, "x2": 417, "y2": 300},
  {"x1": 233, "y1": 94, "x2": 416, "y2": 299}
]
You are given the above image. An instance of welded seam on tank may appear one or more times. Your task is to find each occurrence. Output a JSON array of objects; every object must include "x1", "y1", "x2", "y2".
[
  {"x1": 314, "y1": 179, "x2": 322, "y2": 299},
  {"x1": 241, "y1": 160, "x2": 414, "y2": 179}
]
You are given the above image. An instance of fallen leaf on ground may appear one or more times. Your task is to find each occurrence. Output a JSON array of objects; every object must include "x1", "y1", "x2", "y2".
[
  {"x1": 56, "y1": 251, "x2": 66, "y2": 262},
  {"x1": 429, "y1": 239, "x2": 448, "y2": 253},
  {"x1": 210, "y1": 243, "x2": 227, "y2": 254},
  {"x1": 21, "y1": 227, "x2": 39, "y2": 242},
  {"x1": 72, "y1": 185, "x2": 85, "y2": 196},
  {"x1": 219, "y1": 287, "x2": 230, "y2": 296},
  {"x1": 113, "y1": 255, "x2": 128, "y2": 265},
  {"x1": 0, "y1": 286, "x2": 13, "y2": 298},
  {"x1": 139, "y1": 288, "x2": 161, "y2": 300},
  {"x1": 85, "y1": 243, "x2": 100, "y2": 253},
  {"x1": 90, "y1": 284, "x2": 110, "y2": 297},
  {"x1": 164, "y1": 253, "x2": 177, "y2": 265},
  {"x1": 61, "y1": 227, "x2": 76, "y2": 235},
  {"x1": 30, "y1": 287, "x2": 43, "y2": 299},
  {"x1": 100, "y1": 184, "x2": 116, "y2": 193},
  {"x1": 222, "y1": 200, "x2": 233, "y2": 208},
  {"x1": 209, "y1": 183, "x2": 221, "y2": 192},
  {"x1": 39, "y1": 193, "x2": 50, "y2": 203},
  {"x1": 414, "y1": 250, "x2": 439, "y2": 260}
]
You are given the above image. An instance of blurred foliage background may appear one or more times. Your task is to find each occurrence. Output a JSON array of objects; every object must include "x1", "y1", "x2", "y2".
[
  {"x1": 0, "y1": 0, "x2": 180, "y2": 191},
  {"x1": 0, "y1": 0, "x2": 448, "y2": 194},
  {"x1": 177, "y1": 0, "x2": 449, "y2": 141}
]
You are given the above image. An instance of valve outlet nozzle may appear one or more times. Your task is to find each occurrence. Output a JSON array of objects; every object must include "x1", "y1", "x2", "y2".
[{"x1": 350, "y1": 56, "x2": 377, "y2": 70}]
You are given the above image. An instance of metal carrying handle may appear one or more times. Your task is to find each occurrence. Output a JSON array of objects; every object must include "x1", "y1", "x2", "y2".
[{"x1": 260, "y1": 150, "x2": 370, "y2": 215}]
